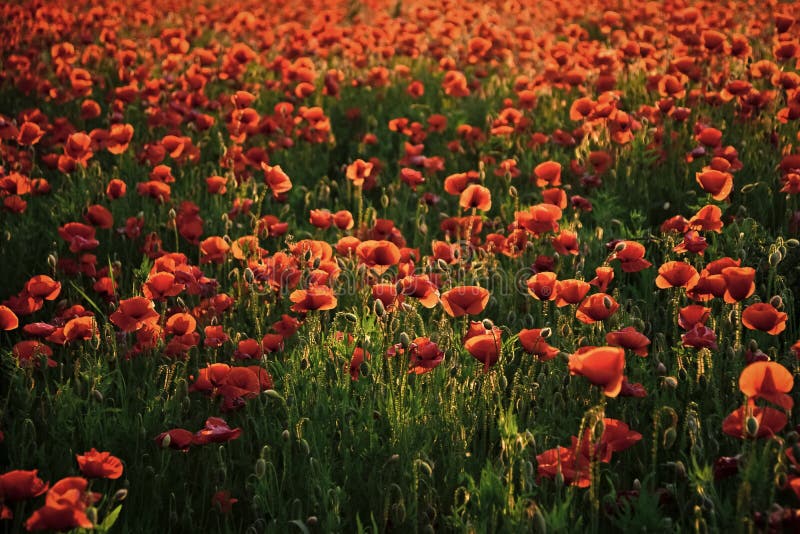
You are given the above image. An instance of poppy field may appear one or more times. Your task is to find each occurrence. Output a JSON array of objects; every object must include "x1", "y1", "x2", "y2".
[{"x1": 2, "y1": 0, "x2": 800, "y2": 531}]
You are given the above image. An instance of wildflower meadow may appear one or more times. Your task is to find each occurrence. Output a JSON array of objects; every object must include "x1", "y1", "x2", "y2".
[{"x1": 1, "y1": 0, "x2": 800, "y2": 532}]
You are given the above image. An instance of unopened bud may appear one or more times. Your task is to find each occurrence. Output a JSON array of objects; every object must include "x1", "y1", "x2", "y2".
[
  {"x1": 255, "y1": 458, "x2": 267, "y2": 478},
  {"x1": 663, "y1": 427, "x2": 677, "y2": 449},
  {"x1": 769, "y1": 251, "x2": 782, "y2": 267},
  {"x1": 745, "y1": 415, "x2": 759, "y2": 438},
  {"x1": 399, "y1": 332, "x2": 411, "y2": 349},
  {"x1": 373, "y1": 298, "x2": 385, "y2": 317},
  {"x1": 482, "y1": 318, "x2": 494, "y2": 330},
  {"x1": 113, "y1": 489, "x2": 128, "y2": 502},
  {"x1": 769, "y1": 295, "x2": 783, "y2": 309}
]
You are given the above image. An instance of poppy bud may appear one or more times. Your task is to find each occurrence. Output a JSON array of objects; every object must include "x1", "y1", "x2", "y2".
[
  {"x1": 482, "y1": 318, "x2": 494, "y2": 330},
  {"x1": 775, "y1": 472, "x2": 788, "y2": 489},
  {"x1": 663, "y1": 427, "x2": 677, "y2": 449},
  {"x1": 508, "y1": 186, "x2": 518, "y2": 198},
  {"x1": 281, "y1": 429, "x2": 291, "y2": 441},
  {"x1": 299, "y1": 439, "x2": 310, "y2": 456},
  {"x1": 343, "y1": 312, "x2": 358, "y2": 323},
  {"x1": 359, "y1": 361, "x2": 369, "y2": 377},
  {"x1": 540, "y1": 327, "x2": 552, "y2": 338},
  {"x1": 399, "y1": 332, "x2": 411, "y2": 349},
  {"x1": 161, "y1": 434, "x2": 172, "y2": 449},
  {"x1": 168, "y1": 208, "x2": 176, "y2": 220},
  {"x1": 769, "y1": 251, "x2": 782, "y2": 267},
  {"x1": 87, "y1": 507, "x2": 98, "y2": 525},
  {"x1": 418, "y1": 222, "x2": 428, "y2": 235},
  {"x1": 243, "y1": 267, "x2": 255, "y2": 283},
  {"x1": 785, "y1": 239, "x2": 799, "y2": 248},
  {"x1": 114, "y1": 489, "x2": 129, "y2": 502},
  {"x1": 603, "y1": 295, "x2": 614, "y2": 309},
  {"x1": 663, "y1": 376, "x2": 678, "y2": 389},
  {"x1": 265, "y1": 390, "x2": 285, "y2": 402},
  {"x1": 91, "y1": 389, "x2": 104, "y2": 402},
  {"x1": 47, "y1": 253, "x2": 57, "y2": 270},
  {"x1": 300, "y1": 358, "x2": 310, "y2": 370},
  {"x1": 373, "y1": 298, "x2": 385, "y2": 317},
  {"x1": 656, "y1": 362, "x2": 667, "y2": 375},
  {"x1": 554, "y1": 470, "x2": 564, "y2": 488},
  {"x1": 498, "y1": 374, "x2": 508, "y2": 390},
  {"x1": 678, "y1": 367, "x2": 688, "y2": 381},
  {"x1": 391, "y1": 502, "x2": 406, "y2": 524},
  {"x1": 307, "y1": 516, "x2": 319, "y2": 527},
  {"x1": 744, "y1": 415, "x2": 759, "y2": 438},
  {"x1": 633, "y1": 478, "x2": 641, "y2": 491},
  {"x1": 593, "y1": 419, "x2": 605, "y2": 441},
  {"x1": 769, "y1": 295, "x2": 783, "y2": 309}
]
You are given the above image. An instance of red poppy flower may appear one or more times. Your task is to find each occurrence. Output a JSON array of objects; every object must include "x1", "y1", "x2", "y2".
[
  {"x1": 519, "y1": 329, "x2": 559, "y2": 361},
  {"x1": 606, "y1": 327, "x2": 650, "y2": 356},
  {"x1": 568, "y1": 346, "x2": 625, "y2": 397},
  {"x1": 515, "y1": 204, "x2": 562, "y2": 235},
  {"x1": 741, "y1": 303, "x2": 787, "y2": 335},
  {"x1": 611, "y1": 241, "x2": 652, "y2": 272},
  {"x1": 110, "y1": 297, "x2": 160, "y2": 333},
  {"x1": 193, "y1": 417, "x2": 242, "y2": 445},
  {"x1": 696, "y1": 169, "x2": 733, "y2": 200},
  {"x1": 673, "y1": 231, "x2": 708, "y2": 256},
  {"x1": 555, "y1": 279, "x2": 590, "y2": 307},
  {"x1": 459, "y1": 184, "x2": 491, "y2": 211},
  {"x1": 371, "y1": 283, "x2": 401, "y2": 312},
  {"x1": 576, "y1": 293, "x2": 619, "y2": 324},
  {"x1": 739, "y1": 361, "x2": 794, "y2": 410},
  {"x1": 407, "y1": 337, "x2": 445, "y2": 374},
  {"x1": 682, "y1": 322, "x2": 718, "y2": 350},
  {"x1": 333, "y1": 210, "x2": 354, "y2": 230},
  {"x1": 678, "y1": 305, "x2": 711, "y2": 330},
  {"x1": 63, "y1": 316, "x2": 98, "y2": 343},
  {"x1": 211, "y1": 490, "x2": 238, "y2": 514},
  {"x1": 527, "y1": 272, "x2": 558, "y2": 301},
  {"x1": 655, "y1": 261, "x2": 700, "y2": 289},
  {"x1": 13, "y1": 340, "x2": 56, "y2": 368},
  {"x1": 349, "y1": 347, "x2": 370, "y2": 380},
  {"x1": 24, "y1": 477, "x2": 98, "y2": 532},
  {"x1": 261, "y1": 163, "x2": 293, "y2": 195},
  {"x1": 397, "y1": 275, "x2": 440, "y2": 308},
  {"x1": 689, "y1": 204, "x2": 724, "y2": 233},
  {"x1": 76, "y1": 449, "x2": 123, "y2": 479},
  {"x1": 589, "y1": 266, "x2": 614, "y2": 292},
  {"x1": 289, "y1": 286, "x2": 338, "y2": 312},
  {"x1": 17, "y1": 121, "x2": 44, "y2": 146},
  {"x1": 464, "y1": 331, "x2": 501, "y2": 373},
  {"x1": 0, "y1": 469, "x2": 49, "y2": 501},
  {"x1": 0, "y1": 305, "x2": 18, "y2": 330},
  {"x1": 164, "y1": 313, "x2": 196, "y2": 337},
  {"x1": 440, "y1": 286, "x2": 490, "y2": 317},
  {"x1": 155, "y1": 429, "x2": 195, "y2": 451},
  {"x1": 143, "y1": 272, "x2": 185, "y2": 300},
  {"x1": 536, "y1": 445, "x2": 591, "y2": 488},
  {"x1": 533, "y1": 161, "x2": 562, "y2": 187},
  {"x1": 541, "y1": 188, "x2": 567, "y2": 210},
  {"x1": 25, "y1": 275, "x2": 61, "y2": 301},
  {"x1": 721, "y1": 266, "x2": 756, "y2": 303},
  {"x1": 356, "y1": 240, "x2": 401, "y2": 274},
  {"x1": 200, "y1": 236, "x2": 230, "y2": 264},
  {"x1": 722, "y1": 401, "x2": 787, "y2": 439},
  {"x1": 346, "y1": 159, "x2": 374, "y2": 188}
]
